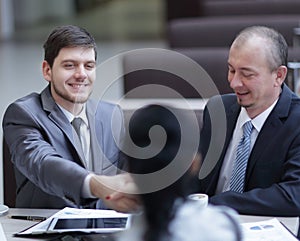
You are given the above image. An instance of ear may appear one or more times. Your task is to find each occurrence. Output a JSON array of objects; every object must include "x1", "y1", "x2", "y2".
[
  {"x1": 42, "y1": 60, "x2": 52, "y2": 83},
  {"x1": 274, "y1": 65, "x2": 288, "y2": 87}
]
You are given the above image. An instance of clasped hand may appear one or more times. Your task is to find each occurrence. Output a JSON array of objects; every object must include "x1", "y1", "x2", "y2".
[{"x1": 90, "y1": 173, "x2": 141, "y2": 213}]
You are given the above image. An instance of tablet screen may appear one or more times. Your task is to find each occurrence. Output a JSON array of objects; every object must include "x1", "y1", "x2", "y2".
[{"x1": 49, "y1": 217, "x2": 130, "y2": 232}]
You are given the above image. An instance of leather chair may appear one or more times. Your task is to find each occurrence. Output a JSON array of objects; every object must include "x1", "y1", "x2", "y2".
[
  {"x1": 3, "y1": 137, "x2": 16, "y2": 207},
  {"x1": 122, "y1": 48, "x2": 232, "y2": 99},
  {"x1": 175, "y1": 47, "x2": 232, "y2": 95},
  {"x1": 168, "y1": 15, "x2": 300, "y2": 48},
  {"x1": 123, "y1": 47, "x2": 300, "y2": 98},
  {"x1": 202, "y1": 0, "x2": 300, "y2": 17},
  {"x1": 165, "y1": 0, "x2": 300, "y2": 19}
]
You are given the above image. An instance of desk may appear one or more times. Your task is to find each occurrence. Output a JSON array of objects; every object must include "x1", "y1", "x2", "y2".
[
  {"x1": 0, "y1": 208, "x2": 58, "y2": 241},
  {"x1": 0, "y1": 209, "x2": 298, "y2": 240},
  {"x1": 116, "y1": 98, "x2": 207, "y2": 110}
]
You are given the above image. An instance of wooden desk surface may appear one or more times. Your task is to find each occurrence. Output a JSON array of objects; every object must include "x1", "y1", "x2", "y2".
[{"x1": 0, "y1": 208, "x2": 298, "y2": 240}]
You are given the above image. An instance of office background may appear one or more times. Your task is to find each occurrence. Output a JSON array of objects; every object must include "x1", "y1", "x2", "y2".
[{"x1": 1, "y1": 0, "x2": 300, "y2": 206}]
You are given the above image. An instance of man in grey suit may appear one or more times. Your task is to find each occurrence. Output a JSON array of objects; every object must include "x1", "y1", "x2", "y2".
[{"x1": 2, "y1": 25, "x2": 139, "y2": 212}]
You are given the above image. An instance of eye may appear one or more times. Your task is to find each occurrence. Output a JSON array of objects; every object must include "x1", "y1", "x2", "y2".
[
  {"x1": 85, "y1": 62, "x2": 96, "y2": 70},
  {"x1": 242, "y1": 72, "x2": 254, "y2": 78},
  {"x1": 63, "y1": 62, "x2": 75, "y2": 69},
  {"x1": 228, "y1": 67, "x2": 235, "y2": 74}
]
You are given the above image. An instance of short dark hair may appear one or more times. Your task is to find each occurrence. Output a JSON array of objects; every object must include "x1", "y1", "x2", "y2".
[{"x1": 43, "y1": 25, "x2": 97, "y2": 67}]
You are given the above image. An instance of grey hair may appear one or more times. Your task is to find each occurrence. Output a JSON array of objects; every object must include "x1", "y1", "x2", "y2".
[{"x1": 232, "y1": 26, "x2": 288, "y2": 71}]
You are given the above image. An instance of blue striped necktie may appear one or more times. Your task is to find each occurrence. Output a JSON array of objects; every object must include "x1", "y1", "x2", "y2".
[{"x1": 230, "y1": 120, "x2": 253, "y2": 193}]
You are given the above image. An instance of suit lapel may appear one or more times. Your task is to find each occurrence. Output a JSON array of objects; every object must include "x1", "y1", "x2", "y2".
[
  {"x1": 86, "y1": 101, "x2": 103, "y2": 173},
  {"x1": 41, "y1": 86, "x2": 87, "y2": 167},
  {"x1": 202, "y1": 96, "x2": 240, "y2": 193},
  {"x1": 225, "y1": 103, "x2": 241, "y2": 151},
  {"x1": 245, "y1": 117, "x2": 282, "y2": 182},
  {"x1": 245, "y1": 84, "x2": 292, "y2": 183}
]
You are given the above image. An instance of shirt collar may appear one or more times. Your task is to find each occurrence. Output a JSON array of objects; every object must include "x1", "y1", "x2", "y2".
[
  {"x1": 238, "y1": 99, "x2": 278, "y2": 132},
  {"x1": 58, "y1": 104, "x2": 89, "y2": 126},
  {"x1": 251, "y1": 99, "x2": 278, "y2": 132},
  {"x1": 237, "y1": 108, "x2": 251, "y2": 130}
]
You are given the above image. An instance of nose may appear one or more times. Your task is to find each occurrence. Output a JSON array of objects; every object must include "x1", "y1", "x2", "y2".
[
  {"x1": 74, "y1": 65, "x2": 87, "y2": 80},
  {"x1": 229, "y1": 72, "x2": 243, "y2": 90}
]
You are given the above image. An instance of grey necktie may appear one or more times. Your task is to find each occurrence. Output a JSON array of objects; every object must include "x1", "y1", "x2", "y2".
[
  {"x1": 72, "y1": 117, "x2": 82, "y2": 140},
  {"x1": 72, "y1": 117, "x2": 89, "y2": 168},
  {"x1": 230, "y1": 120, "x2": 253, "y2": 193}
]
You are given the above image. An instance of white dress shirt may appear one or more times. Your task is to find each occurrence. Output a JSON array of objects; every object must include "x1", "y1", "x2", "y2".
[{"x1": 215, "y1": 100, "x2": 278, "y2": 194}]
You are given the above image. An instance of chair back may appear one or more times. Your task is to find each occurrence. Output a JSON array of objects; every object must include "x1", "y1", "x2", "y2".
[
  {"x1": 122, "y1": 48, "x2": 233, "y2": 98},
  {"x1": 3, "y1": 137, "x2": 16, "y2": 207}
]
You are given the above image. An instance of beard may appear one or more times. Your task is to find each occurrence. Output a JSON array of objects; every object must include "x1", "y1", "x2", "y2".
[
  {"x1": 237, "y1": 97, "x2": 253, "y2": 109},
  {"x1": 52, "y1": 83, "x2": 92, "y2": 104}
]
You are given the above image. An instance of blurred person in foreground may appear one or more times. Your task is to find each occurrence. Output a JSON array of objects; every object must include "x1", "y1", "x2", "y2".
[
  {"x1": 2, "y1": 25, "x2": 139, "y2": 212},
  {"x1": 116, "y1": 104, "x2": 242, "y2": 241},
  {"x1": 199, "y1": 25, "x2": 300, "y2": 227}
]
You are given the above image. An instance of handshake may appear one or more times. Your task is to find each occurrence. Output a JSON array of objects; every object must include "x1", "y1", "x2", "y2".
[{"x1": 90, "y1": 173, "x2": 141, "y2": 213}]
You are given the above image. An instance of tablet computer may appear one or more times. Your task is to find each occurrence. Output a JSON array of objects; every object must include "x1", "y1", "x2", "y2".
[{"x1": 47, "y1": 216, "x2": 131, "y2": 233}]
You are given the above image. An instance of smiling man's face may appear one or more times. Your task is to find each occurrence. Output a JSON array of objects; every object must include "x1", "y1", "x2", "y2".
[
  {"x1": 227, "y1": 36, "x2": 285, "y2": 118},
  {"x1": 42, "y1": 46, "x2": 96, "y2": 114}
]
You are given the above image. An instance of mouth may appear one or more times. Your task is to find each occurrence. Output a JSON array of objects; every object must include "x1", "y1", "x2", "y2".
[
  {"x1": 236, "y1": 90, "x2": 250, "y2": 97},
  {"x1": 68, "y1": 83, "x2": 88, "y2": 90}
]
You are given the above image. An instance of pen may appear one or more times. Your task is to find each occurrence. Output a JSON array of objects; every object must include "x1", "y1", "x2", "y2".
[{"x1": 10, "y1": 215, "x2": 47, "y2": 221}]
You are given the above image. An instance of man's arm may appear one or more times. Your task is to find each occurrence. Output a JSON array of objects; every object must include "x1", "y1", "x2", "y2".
[
  {"x1": 210, "y1": 135, "x2": 300, "y2": 216},
  {"x1": 3, "y1": 101, "x2": 89, "y2": 207}
]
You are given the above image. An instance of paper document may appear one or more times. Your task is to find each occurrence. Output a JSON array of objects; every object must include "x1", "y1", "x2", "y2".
[
  {"x1": 0, "y1": 223, "x2": 7, "y2": 241},
  {"x1": 15, "y1": 207, "x2": 131, "y2": 236},
  {"x1": 241, "y1": 218, "x2": 298, "y2": 241}
]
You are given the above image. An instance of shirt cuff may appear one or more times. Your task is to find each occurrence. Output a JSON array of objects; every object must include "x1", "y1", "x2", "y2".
[{"x1": 82, "y1": 173, "x2": 96, "y2": 198}]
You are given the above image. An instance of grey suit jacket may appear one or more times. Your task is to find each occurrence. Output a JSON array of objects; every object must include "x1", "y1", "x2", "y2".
[
  {"x1": 199, "y1": 84, "x2": 300, "y2": 217},
  {"x1": 2, "y1": 86, "x2": 125, "y2": 208}
]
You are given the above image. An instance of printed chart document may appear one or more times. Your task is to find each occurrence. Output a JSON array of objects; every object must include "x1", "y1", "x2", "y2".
[
  {"x1": 241, "y1": 218, "x2": 298, "y2": 241},
  {"x1": 15, "y1": 207, "x2": 131, "y2": 236}
]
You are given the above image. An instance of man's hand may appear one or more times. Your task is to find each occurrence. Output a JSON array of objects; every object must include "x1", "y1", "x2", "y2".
[{"x1": 90, "y1": 173, "x2": 141, "y2": 213}]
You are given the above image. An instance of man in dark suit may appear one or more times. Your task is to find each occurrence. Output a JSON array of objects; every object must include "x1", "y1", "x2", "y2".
[
  {"x1": 199, "y1": 26, "x2": 300, "y2": 218},
  {"x1": 2, "y1": 25, "x2": 139, "y2": 212}
]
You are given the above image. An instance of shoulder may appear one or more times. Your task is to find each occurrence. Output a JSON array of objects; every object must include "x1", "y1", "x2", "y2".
[
  {"x1": 206, "y1": 94, "x2": 237, "y2": 109},
  {"x1": 275, "y1": 84, "x2": 300, "y2": 118},
  {"x1": 10, "y1": 92, "x2": 40, "y2": 107},
  {"x1": 88, "y1": 100, "x2": 124, "y2": 124},
  {"x1": 6, "y1": 86, "x2": 52, "y2": 114},
  {"x1": 4, "y1": 92, "x2": 41, "y2": 117},
  {"x1": 203, "y1": 94, "x2": 239, "y2": 123}
]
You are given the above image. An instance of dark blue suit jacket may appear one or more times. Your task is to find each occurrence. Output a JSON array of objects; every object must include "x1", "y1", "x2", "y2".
[{"x1": 199, "y1": 84, "x2": 300, "y2": 217}]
